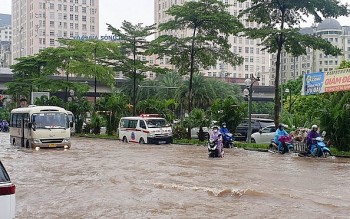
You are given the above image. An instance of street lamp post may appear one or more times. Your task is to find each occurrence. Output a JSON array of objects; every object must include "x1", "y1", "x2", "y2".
[
  {"x1": 285, "y1": 88, "x2": 292, "y2": 113},
  {"x1": 244, "y1": 74, "x2": 260, "y2": 143},
  {"x1": 94, "y1": 46, "x2": 97, "y2": 107}
]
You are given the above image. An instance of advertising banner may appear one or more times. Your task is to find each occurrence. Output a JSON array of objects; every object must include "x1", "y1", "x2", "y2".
[{"x1": 302, "y1": 68, "x2": 350, "y2": 95}]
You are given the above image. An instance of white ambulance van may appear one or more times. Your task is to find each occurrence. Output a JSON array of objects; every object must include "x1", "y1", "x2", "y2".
[{"x1": 118, "y1": 114, "x2": 173, "y2": 144}]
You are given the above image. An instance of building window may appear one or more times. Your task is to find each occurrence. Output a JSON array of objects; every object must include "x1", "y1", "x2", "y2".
[
  {"x1": 64, "y1": 5, "x2": 67, "y2": 11},
  {"x1": 75, "y1": 0, "x2": 79, "y2": 4},
  {"x1": 70, "y1": 23, "x2": 74, "y2": 29},
  {"x1": 75, "y1": 6, "x2": 78, "y2": 12},
  {"x1": 50, "y1": 3, "x2": 54, "y2": 9},
  {"x1": 90, "y1": 17, "x2": 95, "y2": 23},
  {"x1": 50, "y1": 12, "x2": 55, "y2": 19},
  {"x1": 82, "y1": 24, "x2": 87, "y2": 30},
  {"x1": 82, "y1": 0, "x2": 86, "y2": 4},
  {"x1": 50, "y1": 31, "x2": 54, "y2": 36},
  {"x1": 82, "y1": 16, "x2": 87, "y2": 22},
  {"x1": 75, "y1": 15, "x2": 79, "y2": 21},
  {"x1": 58, "y1": 4, "x2": 62, "y2": 11},
  {"x1": 50, "y1": 21, "x2": 54, "y2": 27},
  {"x1": 75, "y1": 23, "x2": 79, "y2": 29},
  {"x1": 50, "y1": 39, "x2": 55, "y2": 45},
  {"x1": 70, "y1": 14, "x2": 73, "y2": 20},
  {"x1": 82, "y1": 7, "x2": 86, "y2": 13},
  {"x1": 70, "y1": 5, "x2": 73, "y2": 12}
]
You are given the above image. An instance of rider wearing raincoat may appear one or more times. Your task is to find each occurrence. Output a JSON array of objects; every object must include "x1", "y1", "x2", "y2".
[{"x1": 274, "y1": 124, "x2": 289, "y2": 153}]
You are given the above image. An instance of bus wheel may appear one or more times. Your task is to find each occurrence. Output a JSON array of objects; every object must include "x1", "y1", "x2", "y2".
[
  {"x1": 139, "y1": 138, "x2": 145, "y2": 144},
  {"x1": 122, "y1": 137, "x2": 128, "y2": 143},
  {"x1": 25, "y1": 140, "x2": 30, "y2": 148}
]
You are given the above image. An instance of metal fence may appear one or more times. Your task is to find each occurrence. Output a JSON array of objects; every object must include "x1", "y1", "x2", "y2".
[{"x1": 293, "y1": 141, "x2": 308, "y2": 153}]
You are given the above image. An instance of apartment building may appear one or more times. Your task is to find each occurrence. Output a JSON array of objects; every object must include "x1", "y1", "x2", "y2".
[
  {"x1": 270, "y1": 18, "x2": 350, "y2": 85},
  {"x1": 11, "y1": 0, "x2": 99, "y2": 63},
  {"x1": 154, "y1": 0, "x2": 270, "y2": 85},
  {"x1": 0, "y1": 14, "x2": 12, "y2": 68}
]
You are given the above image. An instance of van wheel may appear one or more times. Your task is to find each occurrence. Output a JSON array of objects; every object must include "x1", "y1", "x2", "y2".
[
  {"x1": 139, "y1": 138, "x2": 145, "y2": 144},
  {"x1": 122, "y1": 137, "x2": 128, "y2": 143}
]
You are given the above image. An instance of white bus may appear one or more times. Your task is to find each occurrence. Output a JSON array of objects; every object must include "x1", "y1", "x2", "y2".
[
  {"x1": 10, "y1": 106, "x2": 72, "y2": 149},
  {"x1": 118, "y1": 114, "x2": 173, "y2": 144}
]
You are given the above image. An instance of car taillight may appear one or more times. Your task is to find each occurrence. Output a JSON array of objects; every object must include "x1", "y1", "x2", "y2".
[{"x1": 0, "y1": 184, "x2": 16, "y2": 196}]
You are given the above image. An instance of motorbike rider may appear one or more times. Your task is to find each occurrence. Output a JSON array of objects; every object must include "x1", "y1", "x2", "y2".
[
  {"x1": 210, "y1": 126, "x2": 224, "y2": 157},
  {"x1": 274, "y1": 124, "x2": 289, "y2": 154},
  {"x1": 219, "y1": 122, "x2": 229, "y2": 134},
  {"x1": 307, "y1": 125, "x2": 320, "y2": 153}
]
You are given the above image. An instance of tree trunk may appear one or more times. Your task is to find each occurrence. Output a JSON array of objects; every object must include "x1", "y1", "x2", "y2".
[
  {"x1": 133, "y1": 37, "x2": 137, "y2": 116},
  {"x1": 187, "y1": 26, "x2": 197, "y2": 139},
  {"x1": 274, "y1": 11, "x2": 286, "y2": 129}
]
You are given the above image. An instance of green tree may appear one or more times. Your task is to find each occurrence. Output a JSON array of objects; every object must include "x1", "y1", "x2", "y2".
[
  {"x1": 107, "y1": 21, "x2": 164, "y2": 116},
  {"x1": 149, "y1": 0, "x2": 243, "y2": 118},
  {"x1": 239, "y1": 0, "x2": 349, "y2": 128},
  {"x1": 96, "y1": 93, "x2": 129, "y2": 135},
  {"x1": 7, "y1": 55, "x2": 47, "y2": 103},
  {"x1": 183, "y1": 108, "x2": 210, "y2": 141}
]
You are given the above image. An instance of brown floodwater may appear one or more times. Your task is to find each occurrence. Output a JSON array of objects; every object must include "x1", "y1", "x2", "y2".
[{"x1": 1, "y1": 132, "x2": 350, "y2": 218}]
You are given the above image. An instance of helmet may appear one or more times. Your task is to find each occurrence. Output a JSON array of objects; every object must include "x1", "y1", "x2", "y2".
[
  {"x1": 278, "y1": 124, "x2": 284, "y2": 129},
  {"x1": 212, "y1": 126, "x2": 219, "y2": 130},
  {"x1": 222, "y1": 122, "x2": 226, "y2": 126},
  {"x1": 311, "y1": 125, "x2": 318, "y2": 129}
]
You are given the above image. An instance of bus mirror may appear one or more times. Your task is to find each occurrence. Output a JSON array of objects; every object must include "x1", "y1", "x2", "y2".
[
  {"x1": 70, "y1": 121, "x2": 74, "y2": 128},
  {"x1": 28, "y1": 122, "x2": 33, "y2": 129}
]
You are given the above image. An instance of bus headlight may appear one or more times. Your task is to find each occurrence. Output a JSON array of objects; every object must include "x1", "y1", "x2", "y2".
[
  {"x1": 63, "y1": 138, "x2": 70, "y2": 143},
  {"x1": 33, "y1": 139, "x2": 41, "y2": 144}
]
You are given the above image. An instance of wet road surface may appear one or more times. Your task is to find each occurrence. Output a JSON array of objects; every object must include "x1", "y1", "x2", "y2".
[{"x1": 1, "y1": 133, "x2": 350, "y2": 218}]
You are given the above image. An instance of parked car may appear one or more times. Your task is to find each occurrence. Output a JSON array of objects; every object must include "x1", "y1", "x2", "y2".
[
  {"x1": 235, "y1": 118, "x2": 274, "y2": 141},
  {"x1": 0, "y1": 161, "x2": 16, "y2": 219},
  {"x1": 251, "y1": 125, "x2": 276, "y2": 143}
]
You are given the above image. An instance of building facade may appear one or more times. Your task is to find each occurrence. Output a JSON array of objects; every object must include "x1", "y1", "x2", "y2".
[
  {"x1": 271, "y1": 18, "x2": 350, "y2": 85},
  {"x1": 0, "y1": 14, "x2": 12, "y2": 68},
  {"x1": 11, "y1": 0, "x2": 99, "y2": 64},
  {"x1": 154, "y1": 0, "x2": 270, "y2": 85}
]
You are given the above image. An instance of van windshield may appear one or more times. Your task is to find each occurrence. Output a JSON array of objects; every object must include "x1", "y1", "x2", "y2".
[
  {"x1": 32, "y1": 112, "x2": 68, "y2": 129},
  {"x1": 146, "y1": 119, "x2": 169, "y2": 128}
]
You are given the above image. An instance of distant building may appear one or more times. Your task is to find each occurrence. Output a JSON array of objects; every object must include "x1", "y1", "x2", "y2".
[
  {"x1": 0, "y1": 14, "x2": 12, "y2": 68},
  {"x1": 270, "y1": 18, "x2": 350, "y2": 85},
  {"x1": 11, "y1": 0, "x2": 100, "y2": 64}
]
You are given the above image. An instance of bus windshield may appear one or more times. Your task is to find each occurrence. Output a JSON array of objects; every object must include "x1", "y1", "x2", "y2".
[
  {"x1": 32, "y1": 112, "x2": 68, "y2": 129},
  {"x1": 146, "y1": 119, "x2": 169, "y2": 128}
]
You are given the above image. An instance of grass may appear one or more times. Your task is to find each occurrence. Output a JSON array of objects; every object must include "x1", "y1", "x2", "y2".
[{"x1": 77, "y1": 133, "x2": 119, "y2": 140}]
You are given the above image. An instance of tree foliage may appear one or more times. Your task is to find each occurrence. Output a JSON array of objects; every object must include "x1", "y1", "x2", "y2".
[
  {"x1": 107, "y1": 21, "x2": 165, "y2": 115},
  {"x1": 149, "y1": 0, "x2": 244, "y2": 121},
  {"x1": 239, "y1": 0, "x2": 349, "y2": 128}
]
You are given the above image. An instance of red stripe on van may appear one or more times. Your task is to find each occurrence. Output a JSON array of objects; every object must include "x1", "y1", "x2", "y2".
[{"x1": 143, "y1": 130, "x2": 150, "y2": 133}]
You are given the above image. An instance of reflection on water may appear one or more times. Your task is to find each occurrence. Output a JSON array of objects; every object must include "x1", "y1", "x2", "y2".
[{"x1": 1, "y1": 133, "x2": 350, "y2": 218}]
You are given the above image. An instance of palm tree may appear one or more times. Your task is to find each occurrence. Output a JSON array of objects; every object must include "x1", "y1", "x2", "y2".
[{"x1": 97, "y1": 93, "x2": 128, "y2": 135}]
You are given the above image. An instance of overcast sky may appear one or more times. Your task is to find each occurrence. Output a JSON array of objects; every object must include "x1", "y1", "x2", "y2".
[{"x1": 0, "y1": 0, "x2": 350, "y2": 35}]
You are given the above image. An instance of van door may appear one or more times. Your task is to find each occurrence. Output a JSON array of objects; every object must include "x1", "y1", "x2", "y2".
[{"x1": 139, "y1": 120, "x2": 147, "y2": 143}]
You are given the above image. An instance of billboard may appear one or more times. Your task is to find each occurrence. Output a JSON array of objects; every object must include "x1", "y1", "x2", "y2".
[
  {"x1": 302, "y1": 68, "x2": 350, "y2": 95},
  {"x1": 31, "y1": 92, "x2": 50, "y2": 104}
]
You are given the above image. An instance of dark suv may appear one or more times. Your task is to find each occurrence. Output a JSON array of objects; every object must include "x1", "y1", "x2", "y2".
[{"x1": 234, "y1": 118, "x2": 275, "y2": 141}]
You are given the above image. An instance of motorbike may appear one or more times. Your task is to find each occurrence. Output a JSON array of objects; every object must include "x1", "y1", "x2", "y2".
[
  {"x1": 221, "y1": 132, "x2": 234, "y2": 148},
  {"x1": 269, "y1": 135, "x2": 294, "y2": 154},
  {"x1": 208, "y1": 139, "x2": 222, "y2": 158},
  {"x1": 310, "y1": 135, "x2": 332, "y2": 157}
]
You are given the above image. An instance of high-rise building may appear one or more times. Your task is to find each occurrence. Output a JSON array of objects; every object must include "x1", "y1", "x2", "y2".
[
  {"x1": 154, "y1": 0, "x2": 270, "y2": 85},
  {"x1": 0, "y1": 14, "x2": 12, "y2": 68},
  {"x1": 271, "y1": 18, "x2": 350, "y2": 85},
  {"x1": 11, "y1": 0, "x2": 99, "y2": 63}
]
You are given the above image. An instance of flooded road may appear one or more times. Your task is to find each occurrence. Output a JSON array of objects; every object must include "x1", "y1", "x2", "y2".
[{"x1": 1, "y1": 132, "x2": 350, "y2": 218}]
